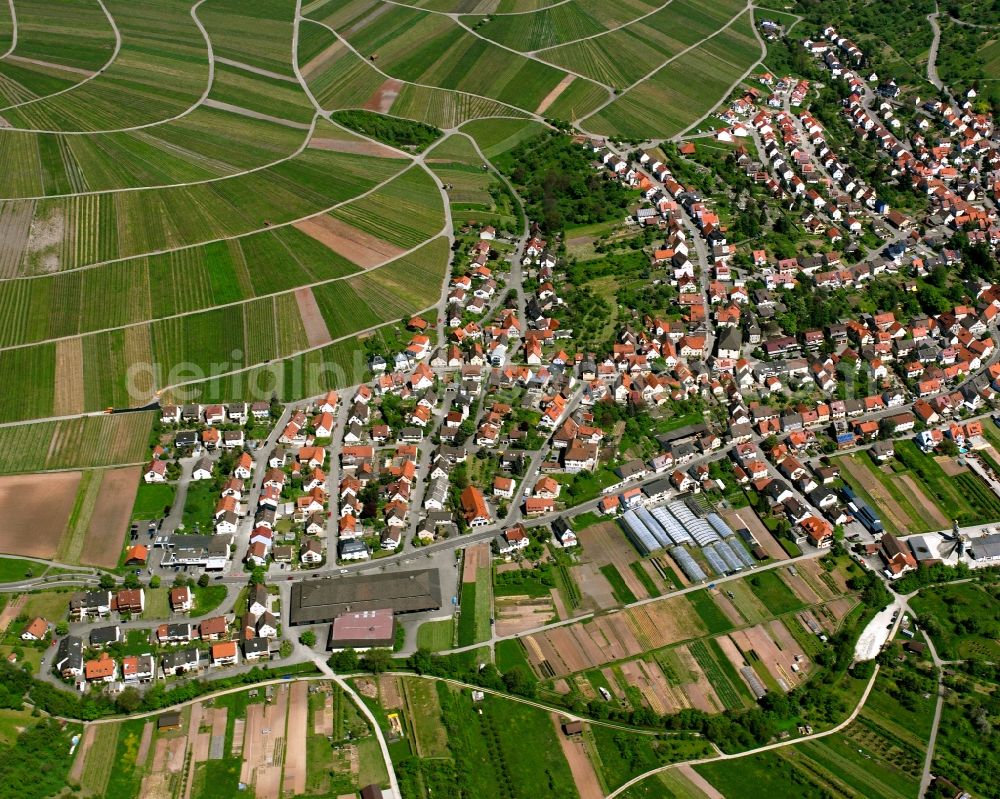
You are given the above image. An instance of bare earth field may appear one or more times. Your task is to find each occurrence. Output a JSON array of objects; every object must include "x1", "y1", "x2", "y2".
[
  {"x1": 463, "y1": 542, "x2": 489, "y2": 583},
  {"x1": 294, "y1": 216, "x2": 404, "y2": 269},
  {"x1": 81, "y1": 466, "x2": 140, "y2": 568},
  {"x1": 0, "y1": 471, "x2": 82, "y2": 558},
  {"x1": 294, "y1": 286, "x2": 333, "y2": 348},
  {"x1": 897, "y1": 473, "x2": 948, "y2": 527},
  {"x1": 579, "y1": 522, "x2": 650, "y2": 600},
  {"x1": 53, "y1": 338, "x2": 85, "y2": 417},
  {"x1": 282, "y1": 682, "x2": 308, "y2": 796},
  {"x1": 363, "y1": 78, "x2": 403, "y2": 113},
  {"x1": 241, "y1": 685, "x2": 290, "y2": 799},
  {"x1": 379, "y1": 674, "x2": 404, "y2": 710},
  {"x1": 0, "y1": 595, "x2": 26, "y2": 635},
  {"x1": 494, "y1": 595, "x2": 555, "y2": 636},
  {"x1": 535, "y1": 74, "x2": 575, "y2": 115},
  {"x1": 571, "y1": 562, "x2": 616, "y2": 610},
  {"x1": 840, "y1": 456, "x2": 912, "y2": 532}
]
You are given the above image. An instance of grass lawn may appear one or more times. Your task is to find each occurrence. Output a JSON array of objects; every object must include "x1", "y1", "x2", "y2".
[
  {"x1": 456, "y1": 582, "x2": 480, "y2": 647},
  {"x1": 182, "y1": 480, "x2": 218, "y2": 531},
  {"x1": 192, "y1": 585, "x2": 228, "y2": 616},
  {"x1": 0, "y1": 557, "x2": 48, "y2": 583},
  {"x1": 495, "y1": 638, "x2": 531, "y2": 673},
  {"x1": 143, "y1": 587, "x2": 172, "y2": 619},
  {"x1": 415, "y1": 618, "x2": 454, "y2": 651},
  {"x1": 20, "y1": 590, "x2": 71, "y2": 622},
  {"x1": 402, "y1": 677, "x2": 449, "y2": 758},
  {"x1": 599, "y1": 564, "x2": 638, "y2": 604},
  {"x1": 695, "y1": 750, "x2": 829, "y2": 798},
  {"x1": 356, "y1": 735, "x2": 389, "y2": 787},
  {"x1": 0, "y1": 707, "x2": 37, "y2": 746},
  {"x1": 745, "y1": 570, "x2": 805, "y2": 616},
  {"x1": 131, "y1": 482, "x2": 176, "y2": 520},
  {"x1": 628, "y1": 561, "x2": 661, "y2": 597}
]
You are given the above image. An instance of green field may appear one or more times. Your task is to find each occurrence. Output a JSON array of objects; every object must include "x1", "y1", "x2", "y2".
[
  {"x1": 909, "y1": 581, "x2": 1000, "y2": 661},
  {"x1": 746, "y1": 571, "x2": 806, "y2": 616},
  {"x1": 895, "y1": 440, "x2": 1000, "y2": 526},
  {"x1": 416, "y1": 618, "x2": 455, "y2": 651},
  {"x1": 600, "y1": 564, "x2": 638, "y2": 605},
  {"x1": 131, "y1": 483, "x2": 175, "y2": 520},
  {"x1": 457, "y1": 564, "x2": 492, "y2": 647},
  {"x1": 686, "y1": 590, "x2": 734, "y2": 634}
]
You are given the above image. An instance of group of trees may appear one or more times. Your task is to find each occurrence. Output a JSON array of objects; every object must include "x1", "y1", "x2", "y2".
[{"x1": 496, "y1": 132, "x2": 631, "y2": 235}]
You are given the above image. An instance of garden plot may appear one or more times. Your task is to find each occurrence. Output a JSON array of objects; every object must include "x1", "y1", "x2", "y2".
[
  {"x1": 293, "y1": 215, "x2": 406, "y2": 269},
  {"x1": 578, "y1": 521, "x2": 651, "y2": 601},
  {"x1": 240, "y1": 684, "x2": 290, "y2": 799},
  {"x1": 619, "y1": 658, "x2": 689, "y2": 715},
  {"x1": 571, "y1": 562, "x2": 617, "y2": 610},
  {"x1": 721, "y1": 507, "x2": 787, "y2": 560},
  {"x1": 494, "y1": 594, "x2": 555, "y2": 636},
  {"x1": 729, "y1": 621, "x2": 809, "y2": 692}
]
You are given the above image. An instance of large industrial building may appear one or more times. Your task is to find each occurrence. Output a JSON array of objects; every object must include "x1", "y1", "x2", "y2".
[{"x1": 288, "y1": 569, "x2": 441, "y2": 626}]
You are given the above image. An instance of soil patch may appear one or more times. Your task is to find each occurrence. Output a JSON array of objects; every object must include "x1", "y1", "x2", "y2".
[
  {"x1": 0, "y1": 472, "x2": 83, "y2": 559},
  {"x1": 240, "y1": 685, "x2": 289, "y2": 799},
  {"x1": 294, "y1": 287, "x2": 332, "y2": 348},
  {"x1": 677, "y1": 763, "x2": 725, "y2": 799},
  {"x1": 301, "y1": 40, "x2": 345, "y2": 78},
  {"x1": 309, "y1": 136, "x2": 405, "y2": 159},
  {"x1": 136, "y1": 721, "x2": 154, "y2": 768},
  {"x1": 293, "y1": 215, "x2": 404, "y2": 269},
  {"x1": 579, "y1": 521, "x2": 649, "y2": 600},
  {"x1": 68, "y1": 725, "x2": 94, "y2": 783},
  {"x1": 936, "y1": 456, "x2": 966, "y2": 476},
  {"x1": 81, "y1": 466, "x2": 139, "y2": 568},
  {"x1": 494, "y1": 595, "x2": 555, "y2": 637},
  {"x1": 363, "y1": 78, "x2": 403, "y2": 114},
  {"x1": 0, "y1": 595, "x2": 26, "y2": 635},
  {"x1": 571, "y1": 562, "x2": 616, "y2": 610},
  {"x1": 53, "y1": 338, "x2": 85, "y2": 416},
  {"x1": 462, "y1": 542, "x2": 488, "y2": 583},
  {"x1": 535, "y1": 74, "x2": 575, "y2": 115},
  {"x1": 282, "y1": 682, "x2": 308, "y2": 795},
  {"x1": 379, "y1": 675, "x2": 403, "y2": 710}
]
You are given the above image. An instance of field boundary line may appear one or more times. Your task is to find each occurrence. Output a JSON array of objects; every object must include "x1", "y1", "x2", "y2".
[
  {"x1": 0, "y1": 0, "x2": 15, "y2": 59},
  {"x1": 301, "y1": 17, "x2": 545, "y2": 127},
  {"x1": 0, "y1": 214, "x2": 445, "y2": 355},
  {"x1": 0, "y1": 0, "x2": 121, "y2": 113},
  {"x1": 579, "y1": 0, "x2": 755, "y2": 125},
  {"x1": 0, "y1": 0, "x2": 215, "y2": 135},
  {"x1": 532, "y1": 0, "x2": 679, "y2": 53}
]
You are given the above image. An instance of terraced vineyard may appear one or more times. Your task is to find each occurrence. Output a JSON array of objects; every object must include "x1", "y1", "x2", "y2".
[{"x1": 0, "y1": 0, "x2": 763, "y2": 445}]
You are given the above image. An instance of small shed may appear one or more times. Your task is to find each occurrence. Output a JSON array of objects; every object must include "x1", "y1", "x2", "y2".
[
  {"x1": 157, "y1": 711, "x2": 182, "y2": 731},
  {"x1": 561, "y1": 720, "x2": 584, "y2": 736}
]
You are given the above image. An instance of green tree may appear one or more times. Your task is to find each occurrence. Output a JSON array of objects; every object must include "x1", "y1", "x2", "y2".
[
  {"x1": 279, "y1": 640, "x2": 293, "y2": 658},
  {"x1": 54, "y1": 621, "x2": 69, "y2": 637},
  {"x1": 98, "y1": 574, "x2": 116, "y2": 591},
  {"x1": 299, "y1": 630, "x2": 317, "y2": 647},
  {"x1": 329, "y1": 648, "x2": 359, "y2": 672},
  {"x1": 198, "y1": 573, "x2": 210, "y2": 588},
  {"x1": 362, "y1": 648, "x2": 392, "y2": 674},
  {"x1": 149, "y1": 575, "x2": 161, "y2": 589}
]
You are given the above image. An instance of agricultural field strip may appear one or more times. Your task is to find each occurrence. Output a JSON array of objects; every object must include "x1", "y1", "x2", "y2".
[
  {"x1": 0, "y1": 154, "x2": 420, "y2": 284},
  {"x1": 0, "y1": 114, "x2": 324, "y2": 202},
  {"x1": 544, "y1": 593, "x2": 843, "y2": 681},
  {"x1": 0, "y1": 0, "x2": 217, "y2": 135},
  {"x1": 0, "y1": 0, "x2": 121, "y2": 113},
  {"x1": 443, "y1": 549, "x2": 836, "y2": 657},
  {"x1": 529, "y1": 0, "x2": 679, "y2": 53},
  {"x1": 300, "y1": 17, "x2": 540, "y2": 121},
  {"x1": 580, "y1": 0, "x2": 756, "y2": 122},
  {"x1": 0, "y1": 0, "x2": 14, "y2": 60},
  {"x1": 0, "y1": 214, "x2": 448, "y2": 354},
  {"x1": 159, "y1": 251, "x2": 447, "y2": 395},
  {"x1": 607, "y1": 666, "x2": 885, "y2": 798},
  {"x1": 672, "y1": 10, "x2": 765, "y2": 139}
]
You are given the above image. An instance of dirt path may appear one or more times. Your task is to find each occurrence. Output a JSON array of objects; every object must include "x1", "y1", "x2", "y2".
[
  {"x1": 550, "y1": 714, "x2": 603, "y2": 799},
  {"x1": 201, "y1": 99, "x2": 312, "y2": 129},
  {"x1": 68, "y1": 726, "x2": 95, "y2": 783},
  {"x1": 294, "y1": 287, "x2": 332, "y2": 348},
  {"x1": 535, "y1": 74, "x2": 575, "y2": 114},
  {"x1": 135, "y1": 721, "x2": 154, "y2": 768},
  {"x1": 5, "y1": 55, "x2": 95, "y2": 77}
]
